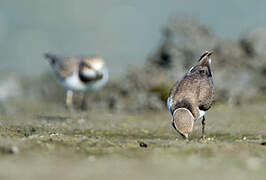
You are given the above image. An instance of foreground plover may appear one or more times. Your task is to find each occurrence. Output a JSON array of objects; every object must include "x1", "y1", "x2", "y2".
[
  {"x1": 44, "y1": 53, "x2": 108, "y2": 109},
  {"x1": 167, "y1": 51, "x2": 214, "y2": 139}
]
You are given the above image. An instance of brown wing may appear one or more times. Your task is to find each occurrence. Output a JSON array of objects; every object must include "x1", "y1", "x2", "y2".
[
  {"x1": 170, "y1": 73, "x2": 201, "y2": 118},
  {"x1": 170, "y1": 51, "x2": 214, "y2": 116},
  {"x1": 170, "y1": 69, "x2": 214, "y2": 118},
  {"x1": 195, "y1": 64, "x2": 214, "y2": 111},
  {"x1": 186, "y1": 52, "x2": 214, "y2": 110},
  {"x1": 58, "y1": 57, "x2": 81, "y2": 79},
  {"x1": 44, "y1": 53, "x2": 81, "y2": 79}
]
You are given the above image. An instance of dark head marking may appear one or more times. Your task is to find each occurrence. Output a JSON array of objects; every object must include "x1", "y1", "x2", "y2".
[{"x1": 198, "y1": 51, "x2": 213, "y2": 62}]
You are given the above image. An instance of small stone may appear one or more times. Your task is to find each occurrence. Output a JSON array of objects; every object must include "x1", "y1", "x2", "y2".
[
  {"x1": 16, "y1": 129, "x2": 21, "y2": 133},
  {"x1": 243, "y1": 136, "x2": 247, "y2": 140},
  {"x1": 139, "y1": 141, "x2": 148, "y2": 148},
  {"x1": 260, "y1": 141, "x2": 266, "y2": 146},
  {"x1": 31, "y1": 127, "x2": 36, "y2": 133}
]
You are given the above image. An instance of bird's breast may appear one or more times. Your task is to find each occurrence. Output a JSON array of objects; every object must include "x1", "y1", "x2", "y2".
[{"x1": 60, "y1": 73, "x2": 88, "y2": 91}]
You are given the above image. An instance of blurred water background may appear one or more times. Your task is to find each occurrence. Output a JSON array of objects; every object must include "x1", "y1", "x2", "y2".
[{"x1": 0, "y1": 0, "x2": 266, "y2": 76}]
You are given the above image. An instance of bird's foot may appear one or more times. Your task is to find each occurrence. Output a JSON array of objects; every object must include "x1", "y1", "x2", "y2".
[{"x1": 81, "y1": 100, "x2": 90, "y2": 111}]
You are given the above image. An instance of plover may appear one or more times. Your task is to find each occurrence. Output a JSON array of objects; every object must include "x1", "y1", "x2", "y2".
[
  {"x1": 167, "y1": 51, "x2": 214, "y2": 139},
  {"x1": 44, "y1": 53, "x2": 108, "y2": 109}
]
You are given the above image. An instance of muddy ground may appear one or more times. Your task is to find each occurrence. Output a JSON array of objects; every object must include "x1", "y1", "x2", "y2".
[{"x1": 0, "y1": 99, "x2": 265, "y2": 180}]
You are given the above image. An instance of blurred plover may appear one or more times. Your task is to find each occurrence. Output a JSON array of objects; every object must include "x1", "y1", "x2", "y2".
[
  {"x1": 167, "y1": 51, "x2": 214, "y2": 140},
  {"x1": 44, "y1": 53, "x2": 108, "y2": 109}
]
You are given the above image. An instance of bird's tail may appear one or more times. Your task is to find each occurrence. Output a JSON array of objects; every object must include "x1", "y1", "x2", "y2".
[{"x1": 44, "y1": 53, "x2": 58, "y2": 60}]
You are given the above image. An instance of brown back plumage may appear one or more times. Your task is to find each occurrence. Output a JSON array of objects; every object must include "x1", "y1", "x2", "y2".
[
  {"x1": 168, "y1": 51, "x2": 214, "y2": 138},
  {"x1": 169, "y1": 51, "x2": 214, "y2": 117},
  {"x1": 44, "y1": 53, "x2": 105, "y2": 81}
]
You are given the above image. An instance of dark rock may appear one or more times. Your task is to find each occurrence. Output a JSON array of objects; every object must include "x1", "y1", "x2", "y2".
[
  {"x1": 260, "y1": 141, "x2": 266, "y2": 146},
  {"x1": 31, "y1": 127, "x2": 36, "y2": 133},
  {"x1": 139, "y1": 141, "x2": 148, "y2": 148}
]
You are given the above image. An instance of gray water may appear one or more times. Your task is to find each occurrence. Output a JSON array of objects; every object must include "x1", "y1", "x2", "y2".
[{"x1": 0, "y1": 0, "x2": 265, "y2": 77}]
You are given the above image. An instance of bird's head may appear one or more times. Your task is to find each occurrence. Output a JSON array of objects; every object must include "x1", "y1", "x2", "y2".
[
  {"x1": 188, "y1": 51, "x2": 213, "y2": 76},
  {"x1": 79, "y1": 57, "x2": 105, "y2": 80},
  {"x1": 198, "y1": 51, "x2": 213, "y2": 66},
  {"x1": 172, "y1": 108, "x2": 195, "y2": 139}
]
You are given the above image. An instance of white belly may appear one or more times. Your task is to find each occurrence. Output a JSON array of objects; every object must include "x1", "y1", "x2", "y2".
[
  {"x1": 60, "y1": 68, "x2": 108, "y2": 91},
  {"x1": 61, "y1": 73, "x2": 88, "y2": 91},
  {"x1": 196, "y1": 110, "x2": 206, "y2": 121},
  {"x1": 167, "y1": 96, "x2": 173, "y2": 114},
  {"x1": 88, "y1": 67, "x2": 109, "y2": 90}
]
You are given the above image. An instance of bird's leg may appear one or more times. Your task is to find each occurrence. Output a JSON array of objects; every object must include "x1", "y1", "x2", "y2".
[
  {"x1": 201, "y1": 116, "x2": 206, "y2": 139},
  {"x1": 66, "y1": 90, "x2": 73, "y2": 109},
  {"x1": 81, "y1": 92, "x2": 89, "y2": 111},
  {"x1": 184, "y1": 134, "x2": 190, "y2": 142}
]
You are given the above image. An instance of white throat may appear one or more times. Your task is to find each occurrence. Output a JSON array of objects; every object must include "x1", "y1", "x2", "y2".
[{"x1": 196, "y1": 110, "x2": 206, "y2": 121}]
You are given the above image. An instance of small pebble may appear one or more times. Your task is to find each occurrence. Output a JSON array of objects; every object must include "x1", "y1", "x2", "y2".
[
  {"x1": 139, "y1": 141, "x2": 148, "y2": 148},
  {"x1": 243, "y1": 136, "x2": 247, "y2": 140},
  {"x1": 31, "y1": 127, "x2": 36, "y2": 133},
  {"x1": 16, "y1": 129, "x2": 21, "y2": 133},
  {"x1": 260, "y1": 141, "x2": 266, "y2": 146}
]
